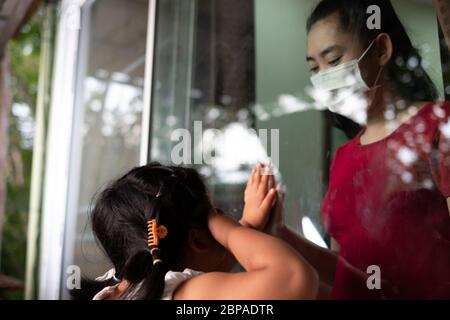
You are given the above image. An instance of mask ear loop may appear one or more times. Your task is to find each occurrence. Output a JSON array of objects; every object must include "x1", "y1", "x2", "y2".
[
  {"x1": 357, "y1": 39, "x2": 377, "y2": 63},
  {"x1": 365, "y1": 65, "x2": 384, "y2": 116},
  {"x1": 371, "y1": 66, "x2": 384, "y2": 89},
  {"x1": 358, "y1": 38, "x2": 384, "y2": 90}
]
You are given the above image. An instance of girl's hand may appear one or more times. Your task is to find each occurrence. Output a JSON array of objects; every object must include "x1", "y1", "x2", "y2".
[{"x1": 240, "y1": 163, "x2": 277, "y2": 230}]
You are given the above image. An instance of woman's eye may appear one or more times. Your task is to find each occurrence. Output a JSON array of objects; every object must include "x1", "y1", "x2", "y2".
[
  {"x1": 310, "y1": 66, "x2": 319, "y2": 74},
  {"x1": 329, "y1": 57, "x2": 342, "y2": 66}
]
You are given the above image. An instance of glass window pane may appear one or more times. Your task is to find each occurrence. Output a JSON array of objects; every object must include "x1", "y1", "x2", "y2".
[
  {"x1": 149, "y1": 0, "x2": 450, "y2": 299},
  {"x1": 66, "y1": 0, "x2": 148, "y2": 287},
  {"x1": 151, "y1": 0, "x2": 259, "y2": 218}
]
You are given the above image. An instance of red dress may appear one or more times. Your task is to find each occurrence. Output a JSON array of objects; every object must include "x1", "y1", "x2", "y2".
[{"x1": 322, "y1": 101, "x2": 450, "y2": 299}]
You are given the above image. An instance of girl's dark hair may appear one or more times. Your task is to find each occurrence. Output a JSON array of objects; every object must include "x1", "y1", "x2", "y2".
[
  {"x1": 307, "y1": 0, "x2": 439, "y2": 103},
  {"x1": 70, "y1": 162, "x2": 213, "y2": 300}
]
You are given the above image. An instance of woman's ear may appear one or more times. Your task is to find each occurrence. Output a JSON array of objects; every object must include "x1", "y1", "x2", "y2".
[
  {"x1": 376, "y1": 33, "x2": 393, "y2": 67},
  {"x1": 187, "y1": 228, "x2": 210, "y2": 253}
]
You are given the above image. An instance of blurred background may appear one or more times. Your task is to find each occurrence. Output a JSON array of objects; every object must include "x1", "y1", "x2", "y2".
[{"x1": 0, "y1": 0, "x2": 449, "y2": 299}]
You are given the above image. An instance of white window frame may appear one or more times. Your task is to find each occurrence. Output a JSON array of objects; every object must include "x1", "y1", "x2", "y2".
[
  {"x1": 140, "y1": 0, "x2": 157, "y2": 165},
  {"x1": 39, "y1": 0, "x2": 84, "y2": 300},
  {"x1": 38, "y1": 0, "x2": 157, "y2": 299}
]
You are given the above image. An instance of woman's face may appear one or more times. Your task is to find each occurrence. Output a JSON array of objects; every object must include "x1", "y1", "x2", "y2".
[{"x1": 306, "y1": 13, "x2": 381, "y2": 88}]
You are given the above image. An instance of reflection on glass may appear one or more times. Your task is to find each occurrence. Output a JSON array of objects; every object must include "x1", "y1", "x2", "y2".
[
  {"x1": 151, "y1": 0, "x2": 258, "y2": 218},
  {"x1": 71, "y1": 0, "x2": 148, "y2": 279}
]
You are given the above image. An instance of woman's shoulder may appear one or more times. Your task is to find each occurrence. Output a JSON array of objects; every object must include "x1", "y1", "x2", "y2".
[
  {"x1": 419, "y1": 100, "x2": 450, "y2": 121},
  {"x1": 415, "y1": 101, "x2": 450, "y2": 138},
  {"x1": 332, "y1": 131, "x2": 363, "y2": 158}
]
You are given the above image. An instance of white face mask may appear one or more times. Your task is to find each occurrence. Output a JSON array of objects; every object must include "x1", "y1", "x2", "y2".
[{"x1": 309, "y1": 40, "x2": 382, "y2": 125}]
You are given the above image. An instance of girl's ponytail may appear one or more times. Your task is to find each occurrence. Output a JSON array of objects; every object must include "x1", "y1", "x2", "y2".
[
  {"x1": 120, "y1": 247, "x2": 167, "y2": 300},
  {"x1": 121, "y1": 184, "x2": 170, "y2": 300}
]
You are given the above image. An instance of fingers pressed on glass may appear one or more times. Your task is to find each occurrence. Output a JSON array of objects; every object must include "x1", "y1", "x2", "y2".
[{"x1": 261, "y1": 188, "x2": 277, "y2": 212}]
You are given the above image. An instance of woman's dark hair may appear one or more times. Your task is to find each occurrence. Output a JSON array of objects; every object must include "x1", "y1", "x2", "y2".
[
  {"x1": 307, "y1": 0, "x2": 439, "y2": 138},
  {"x1": 70, "y1": 162, "x2": 213, "y2": 300}
]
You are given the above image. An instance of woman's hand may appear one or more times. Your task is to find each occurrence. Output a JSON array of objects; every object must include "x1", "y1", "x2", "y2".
[
  {"x1": 240, "y1": 163, "x2": 277, "y2": 230},
  {"x1": 264, "y1": 183, "x2": 287, "y2": 237}
]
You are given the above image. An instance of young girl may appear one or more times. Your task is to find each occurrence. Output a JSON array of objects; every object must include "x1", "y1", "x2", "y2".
[{"x1": 71, "y1": 162, "x2": 318, "y2": 300}]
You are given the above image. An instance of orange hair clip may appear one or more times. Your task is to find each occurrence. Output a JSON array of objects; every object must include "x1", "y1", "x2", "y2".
[{"x1": 147, "y1": 219, "x2": 168, "y2": 247}]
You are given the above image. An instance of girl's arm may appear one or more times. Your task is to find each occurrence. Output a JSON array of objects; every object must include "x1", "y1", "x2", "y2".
[
  {"x1": 173, "y1": 213, "x2": 319, "y2": 300},
  {"x1": 237, "y1": 164, "x2": 391, "y2": 298}
]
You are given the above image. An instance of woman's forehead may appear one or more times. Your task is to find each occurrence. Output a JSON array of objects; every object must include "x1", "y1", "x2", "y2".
[{"x1": 307, "y1": 20, "x2": 361, "y2": 57}]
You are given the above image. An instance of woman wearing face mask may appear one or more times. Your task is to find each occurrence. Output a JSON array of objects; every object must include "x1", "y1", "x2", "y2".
[{"x1": 242, "y1": 0, "x2": 450, "y2": 299}]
